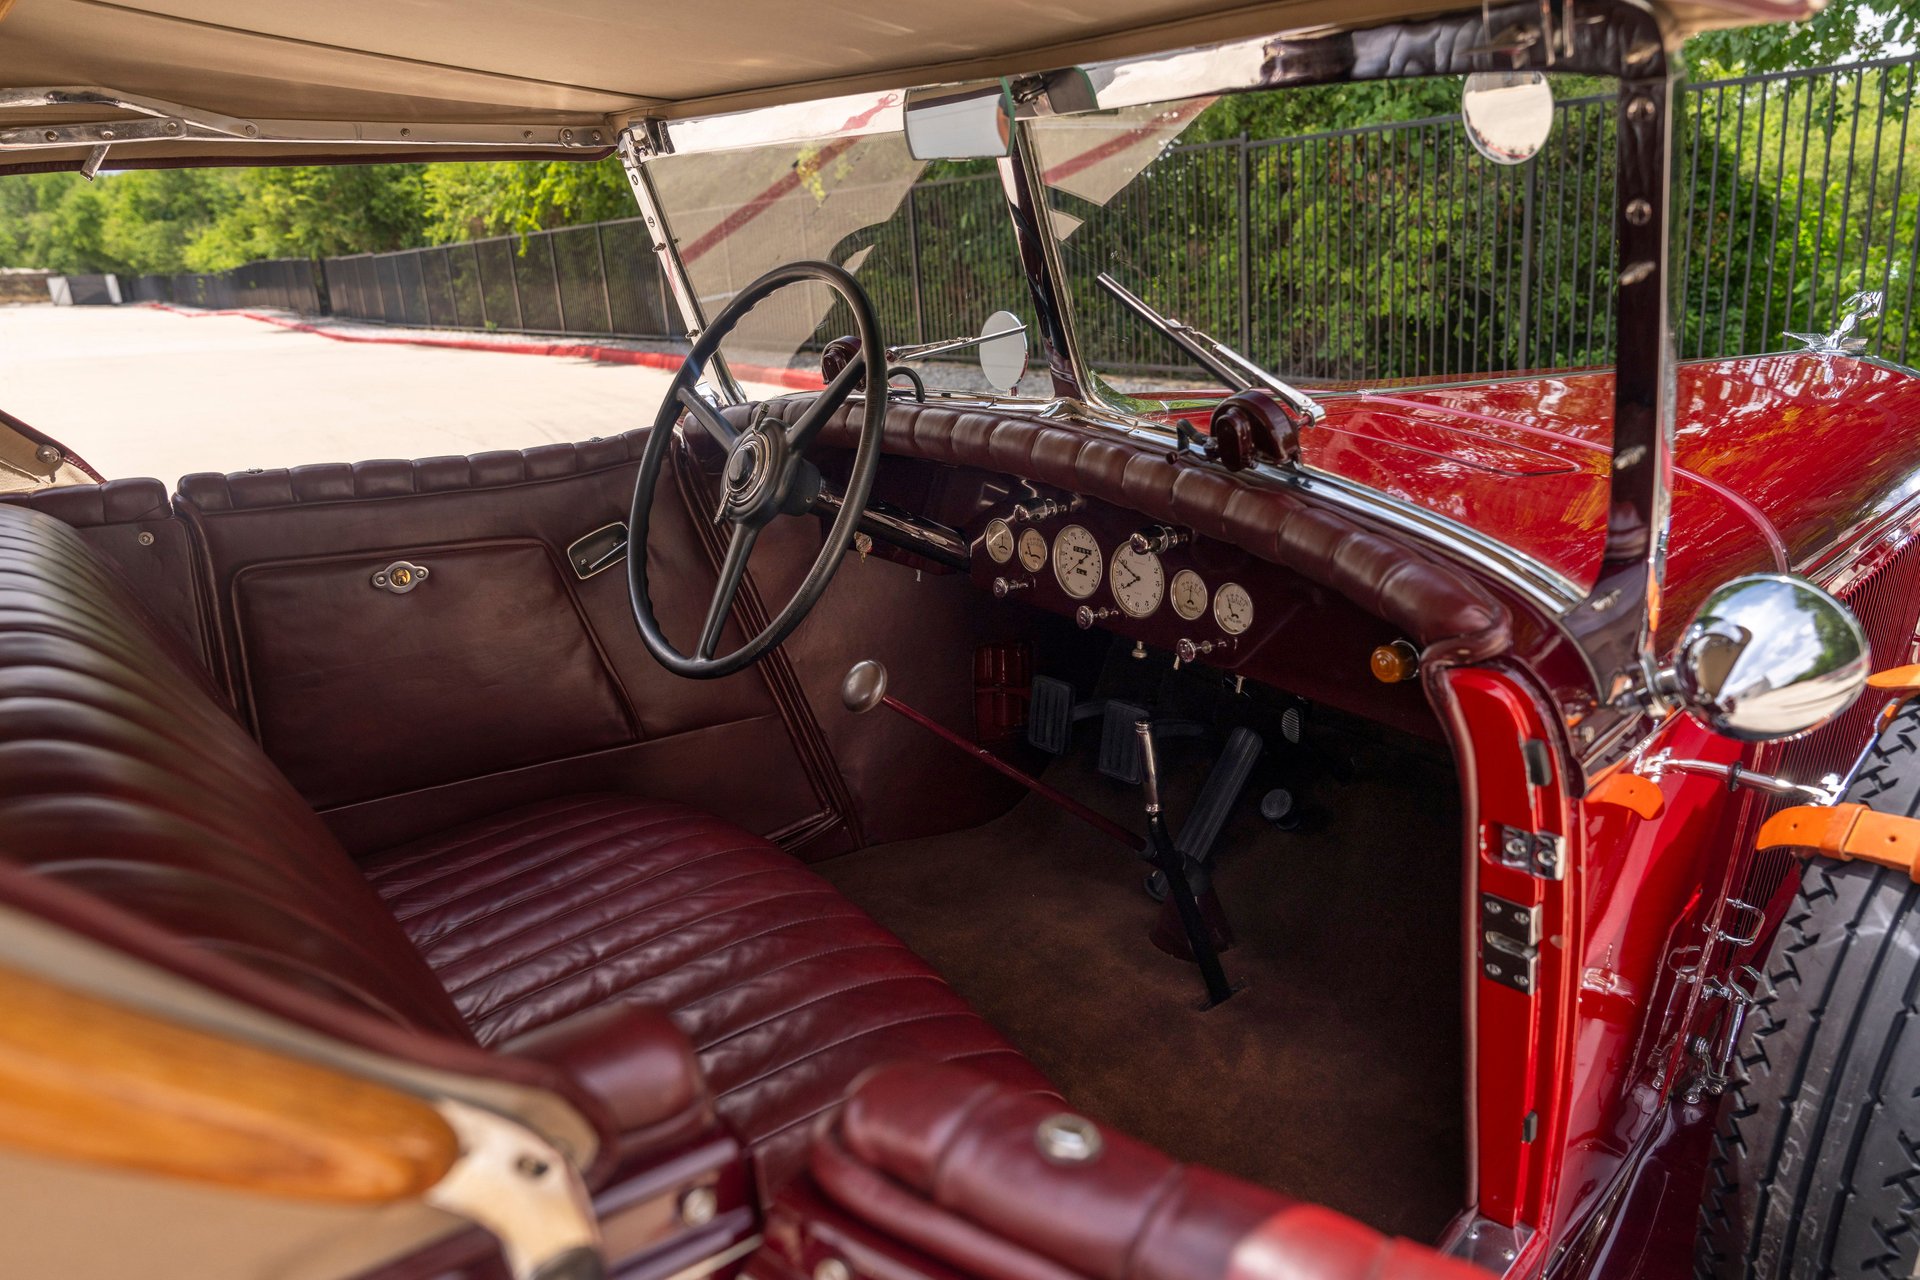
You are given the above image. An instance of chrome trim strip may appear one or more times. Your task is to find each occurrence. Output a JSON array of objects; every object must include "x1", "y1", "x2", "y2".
[
  {"x1": 0, "y1": 86, "x2": 611, "y2": 154},
  {"x1": 861, "y1": 388, "x2": 1586, "y2": 616}
]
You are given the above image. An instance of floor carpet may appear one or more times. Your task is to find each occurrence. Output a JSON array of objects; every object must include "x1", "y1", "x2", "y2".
[{"x1": 817, "y1": 738, "x2": 1466, "y2": 1242}]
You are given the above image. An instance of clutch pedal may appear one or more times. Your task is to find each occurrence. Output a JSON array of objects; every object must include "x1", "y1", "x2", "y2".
[{"x1": 1176, "y1": 727, "x2": 1264, "y2": 863}]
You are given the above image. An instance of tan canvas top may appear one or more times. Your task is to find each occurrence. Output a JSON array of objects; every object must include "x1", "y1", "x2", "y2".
[{"x1": 0, "y1": 0, "x2": 1818, "y2": 170}]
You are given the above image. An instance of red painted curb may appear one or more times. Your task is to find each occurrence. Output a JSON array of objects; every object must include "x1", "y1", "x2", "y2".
[{"x1": 142, "y1": 303, "x2": 827, "y2": 391}]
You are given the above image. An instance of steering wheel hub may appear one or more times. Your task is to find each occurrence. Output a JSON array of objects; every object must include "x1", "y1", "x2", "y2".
[{"x1": 719, "y1": 415, "x2": 788, "y2": 522}]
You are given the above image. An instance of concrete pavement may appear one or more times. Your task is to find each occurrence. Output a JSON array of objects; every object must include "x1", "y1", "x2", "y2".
[{"x1": 0, "y1": 304, "x2": 791, "y2": 482}]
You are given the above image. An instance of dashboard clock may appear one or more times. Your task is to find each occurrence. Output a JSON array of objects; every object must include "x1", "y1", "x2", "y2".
[
  {"x1": 1017, "y1": 527, "x2": 1048, "y2": 573},
  {"x1": 1170, "y1": 569, "x2": 1208, "y2": 621},
  {"x1": 1109, "y1": 545, "x2": 1165, "y2": 617},
  {"x1": 983, "y1": 518, "x2": 1015, "y2": 564},
  {"x1": 1214, "y1": 582, "x2": 1254, "y2": 634},
  {"x1": 1051, "y1": 525, "x2": 1103, "y2": 599}
]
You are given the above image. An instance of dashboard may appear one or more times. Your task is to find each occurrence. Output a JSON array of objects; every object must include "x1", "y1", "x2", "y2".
[
  {"x1": 958, "y1": 489, "x2": 1434, "y2": 737},
  {"x1": 978, "y1": 507, "x2": 1255, "y2": 664}
]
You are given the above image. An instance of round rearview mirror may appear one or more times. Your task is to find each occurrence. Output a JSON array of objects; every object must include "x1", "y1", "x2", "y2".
[
  {"x1": 977, "y1": 310, "x2": 1029, "y2": 394},
  {"x1": 1461, "y1": 71, "x2": 1555, "y2": 165},
  {"x1": 1669, "y1": 574, "x2": 1869, "y2": 742}
]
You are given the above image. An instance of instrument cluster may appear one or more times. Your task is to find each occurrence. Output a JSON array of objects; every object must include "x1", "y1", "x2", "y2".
[{"x1": 979, "y1": 511, "x2": 1255, "y2": 657}]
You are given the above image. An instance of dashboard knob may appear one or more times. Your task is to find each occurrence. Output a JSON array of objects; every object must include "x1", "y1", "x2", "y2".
[
  {"x1": 1074, "y1": 605, "x2": 1118, "y2": 630},
  {"x1": 1129, "y1": 525, "x2": 1191, "y2": 555},
  {"x1": 1175, "y1": 637, "x2": 1236, "y2": 664},
  {"x1": 992, "y1": 576, "x2": 1031, "y2": 598}
]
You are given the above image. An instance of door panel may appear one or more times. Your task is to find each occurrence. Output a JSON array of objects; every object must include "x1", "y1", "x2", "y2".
[
  {"x1": 176, "y1": 434, "x2": 828, "y2": 845},
  {"x1": 234, "y1": 539, "x2": 633, "y2": 809}
]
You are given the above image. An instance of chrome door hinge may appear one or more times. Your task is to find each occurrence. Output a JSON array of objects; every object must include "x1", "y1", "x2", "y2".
[
  {"x1": 1480, "y1": 893, "x2": 1540, "y2": 994},
  {"x1": 1490, "y1": 822, "x2": 1565, "y2": 881}
]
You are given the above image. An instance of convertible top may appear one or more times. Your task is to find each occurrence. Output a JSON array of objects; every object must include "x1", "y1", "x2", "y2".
[{"x1": 0, "y1": 0, "x2": 1816, "y2": 171}]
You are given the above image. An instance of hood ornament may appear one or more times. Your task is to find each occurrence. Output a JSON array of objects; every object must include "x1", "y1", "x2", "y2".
[{"x1": 1785, "y1": 289, "x2": 1882, "y2": 357}]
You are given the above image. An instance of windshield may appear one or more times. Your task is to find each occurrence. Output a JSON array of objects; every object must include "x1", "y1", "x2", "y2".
[
  {"x1": 1024, "y1": 76, "x2": 1623, "y2": 594},
  {"x1": 645, "y1": 132, "x2": 1053, "y2": 396},
  {"x1": 1026, "y1": 78, "x2": 1621, "y2": 407}
]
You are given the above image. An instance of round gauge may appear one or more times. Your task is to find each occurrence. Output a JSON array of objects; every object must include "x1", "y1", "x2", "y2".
[
  {"x1": 1017, "y1": 527, "x2": 1048, "y2": 573},
  {"x1": 983, "y1": 518, "x2": 1014, "y2": 564},
  {"x1": 1109, "y1": 545, "x2": 1164, "y2": 618},
  {"x1": 1051, "y1": 525, "x2": 1104, "y2": 599},
  {"x1": 1170, "y1": 569, "x2": 1208, "y2": 621},
  {"x1": 1214, "y1": 582, "x2": 1254, "y2": 635}
]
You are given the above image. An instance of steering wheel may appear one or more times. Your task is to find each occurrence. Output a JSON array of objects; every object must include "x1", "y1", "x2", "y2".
[{"x1": 627, "y1": 260, "x2": 888, "y2": 678}]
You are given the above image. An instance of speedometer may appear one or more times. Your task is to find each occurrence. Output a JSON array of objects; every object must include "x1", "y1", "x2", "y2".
[
  {"x1": 1051, "y1": 525, "x2": 1103, "y2": 599},
  {"x1": 1109, "y1": 545, "x2": 1164, "y2": 617}
]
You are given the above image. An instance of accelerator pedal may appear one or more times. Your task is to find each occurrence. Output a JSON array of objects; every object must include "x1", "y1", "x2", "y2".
[
  {"x1": 1176, "y1": 727, "x2": 1264, "y2": 864},
  {"x1": 1026, "y1": 676, "x2": 1077, "y2": 754}
]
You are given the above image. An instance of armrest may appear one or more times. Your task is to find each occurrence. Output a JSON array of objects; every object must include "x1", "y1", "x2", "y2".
[
  {"x1": 810, "y1": 1063, "x2": 1482, "y2": 1280},
  {"x1": 503, "y1": 1002, "x2": 715, "y2": 1170}
]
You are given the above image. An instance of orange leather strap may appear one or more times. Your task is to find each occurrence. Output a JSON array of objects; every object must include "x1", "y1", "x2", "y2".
[
  {"x1": 1867, "y1": 664, "x2": 1920, "y2": 693},
  {"x1": 1758, "y1": 804, "x2": 1920, "y2": 880},
  {"x1": 1587, "y1": 771, "x2": 1665, "y2": 819}
]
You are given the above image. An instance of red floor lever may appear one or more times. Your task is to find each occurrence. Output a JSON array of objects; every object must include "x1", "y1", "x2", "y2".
[{"x1": 840, "y1": 660, "x2": 1141, "y2": 852}]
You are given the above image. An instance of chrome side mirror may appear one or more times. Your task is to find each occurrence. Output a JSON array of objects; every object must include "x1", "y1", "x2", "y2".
[
  {"x1": 1460, "y1": 71, "x2": 1554, "y2": 165},
  {"x1": 1665, "y1": 574, "x2": 1869, "y2": 742},
  {"x1": 976, "y1": 310, "x2": 1029, "y2": 393}
]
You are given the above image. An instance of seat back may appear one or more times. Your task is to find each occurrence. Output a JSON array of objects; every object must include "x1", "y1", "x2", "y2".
[{"x1": 0, "y1": 502, "x2": 469, "y2": 1037}]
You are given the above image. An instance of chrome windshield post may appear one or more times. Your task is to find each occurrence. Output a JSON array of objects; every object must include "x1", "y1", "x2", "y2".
[
  {"x1": 998, "y1": 122, "x2": 1088, "y2": 401},
  {"x1": 616, "y1": 126, "x2": 748, "y2": 406}
]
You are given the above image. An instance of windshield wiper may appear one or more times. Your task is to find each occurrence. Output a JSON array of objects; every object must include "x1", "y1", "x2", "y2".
[{"x1": 1095, "y1": 272, "x2": 1324, "y2": 427}]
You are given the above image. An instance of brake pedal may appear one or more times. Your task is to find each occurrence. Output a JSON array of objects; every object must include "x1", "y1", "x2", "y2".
[
  {"x1": 1026, "y1": 675, "x2": 1076, "y2": 754},
  {"x1": 1177, "y1": 727, "x2": 1264, "y2": 863},
  {"x1": 1097, "y1": 700, "x2": 1152, "y2": 782}
]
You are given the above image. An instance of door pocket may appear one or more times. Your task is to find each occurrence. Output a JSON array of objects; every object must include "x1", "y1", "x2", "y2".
[{"x1": 233, "y1": 538, "x2": 635, "y2": 809}]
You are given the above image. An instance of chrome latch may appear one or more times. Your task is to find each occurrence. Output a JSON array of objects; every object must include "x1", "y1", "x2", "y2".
[
  {"x1": 1638, "y1": 748, "x2": 1841, "y2": 806},
  {"x1": 1480, "y1": 893, "x2": 1540, "y2": 994},
  {"x1": 372, "y1": 560, "x2": 429, "y2": 594},
  {"x1": 1648, "y1": 899, "x2": 1771, "y2": 1101}
]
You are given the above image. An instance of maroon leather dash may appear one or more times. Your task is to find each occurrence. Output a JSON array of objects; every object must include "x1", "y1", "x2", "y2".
[{"x1": 748, "y1": 398, "x2": 1511, "y2": 665}]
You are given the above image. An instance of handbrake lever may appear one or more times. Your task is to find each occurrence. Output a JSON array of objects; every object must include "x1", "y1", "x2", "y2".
[{"x1": 1137, "y1": 721, "x2": 1237, "y2": 1008}]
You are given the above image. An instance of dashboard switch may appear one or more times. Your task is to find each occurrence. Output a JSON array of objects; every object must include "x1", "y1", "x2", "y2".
[
  {"x1": 1075, "y1": 605, "x2": 1119, "y2": 629},
  {"x1": 991, "y1": 576, "x2": 1031, "y2": 598}
]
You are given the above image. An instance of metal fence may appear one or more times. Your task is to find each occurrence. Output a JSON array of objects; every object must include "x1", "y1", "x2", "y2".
[
  {"x1": 122, "y1": 54, "x2": 1920, "y2": 381},
  {"x1": 120, "y1": 258, "x2": 323, "y2": 313}
]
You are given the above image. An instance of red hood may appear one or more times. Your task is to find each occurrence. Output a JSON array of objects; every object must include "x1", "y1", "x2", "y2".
[{"x1": 1168, "y1": 354, "x2": 1920, "y2": 640}]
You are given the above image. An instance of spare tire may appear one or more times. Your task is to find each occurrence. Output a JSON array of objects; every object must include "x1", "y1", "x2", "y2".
[{"x1": 1697, "y1": 701, "x2": 1920, "y2": 1277}]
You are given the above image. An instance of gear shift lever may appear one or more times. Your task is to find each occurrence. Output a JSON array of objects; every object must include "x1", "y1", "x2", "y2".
[{"x1": 1136, "y1": 720, "x2": 1236, "y2": 1007}]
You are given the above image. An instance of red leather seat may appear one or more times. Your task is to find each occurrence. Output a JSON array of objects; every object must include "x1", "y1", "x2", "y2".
[
  {"x1": 362, "y1": 794, "x2": 1050, "y2": 1187},
  {"x1": 0, "y1": 499, "x2": 1044, "y2": 1194}
]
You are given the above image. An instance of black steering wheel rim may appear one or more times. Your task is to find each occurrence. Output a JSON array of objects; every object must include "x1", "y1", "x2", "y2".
[{"x1": 627, "y1": 260, "x2": 888, "y2": 679}]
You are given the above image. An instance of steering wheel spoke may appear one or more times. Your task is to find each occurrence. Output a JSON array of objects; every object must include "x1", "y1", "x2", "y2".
[
  {"x1": 678, "y1": 385, "x2": 741, "y2": 450},
  {"x1": 696, "y1": 521, "x2": 761, "y2": 660},
  {"x1": 786, "y1": 356, "x2": 867, "y2": 452}
]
